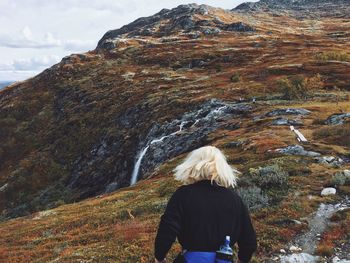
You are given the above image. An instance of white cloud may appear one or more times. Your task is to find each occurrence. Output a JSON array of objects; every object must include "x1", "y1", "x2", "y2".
[
  {"x1": 0, "y1": 70, "x2": 39, "y2": 81},
  {"x1": 0, "y1": 54, "x2": 61, "y2": 81},
  {"x1": 0, "y1": 26, "x2": 94, "y2": 51},
  {"x1": 12, "y1": 55, "x2": 60, "y2": 70}
]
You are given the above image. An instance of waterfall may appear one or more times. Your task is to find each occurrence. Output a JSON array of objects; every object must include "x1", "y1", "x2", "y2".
[
  {"x1": 130, "y1": 121, "x2": 186, "y2": 185},
  {"x1": 130, "y1": 145, "x2": 150, "y2": 185},
  {"x1": 129, "y1": 102, "x2": 240, "y2": 186}
]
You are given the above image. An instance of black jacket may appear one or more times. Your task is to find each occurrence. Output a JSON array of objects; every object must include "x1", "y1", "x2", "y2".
[{"x1": 154, "y1": 180, "x2": 257, "y2": 263}]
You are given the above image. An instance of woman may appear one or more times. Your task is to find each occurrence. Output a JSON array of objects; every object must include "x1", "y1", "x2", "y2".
[{"x1": 154, "y1": 145, "x2": 257, "y2": 263}]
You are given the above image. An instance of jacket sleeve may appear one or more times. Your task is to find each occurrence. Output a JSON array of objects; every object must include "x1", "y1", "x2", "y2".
[
  {"x1": 237, "y1": 198, "x2": 257, "y2": 263},
  {"x1": 154, "y1": 188, "x2": 184, "y2": 261}
]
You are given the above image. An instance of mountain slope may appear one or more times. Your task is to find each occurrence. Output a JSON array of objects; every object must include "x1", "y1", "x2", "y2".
[
  {"x1": 0, "y1": 1, "x2": 349, "y2": 220},
  {"x1": 0, "y1": 1, "x2": 350, "y2": 261}
]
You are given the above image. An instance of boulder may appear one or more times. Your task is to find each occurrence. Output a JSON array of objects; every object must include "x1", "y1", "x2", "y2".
[
  {"x1": 272, "y1": 117, "x2": 303, "y2": 126},
  {"x1": 315, "y1": 156, "x2": 344, "y2": 167},
  {"x1": 201, "y1": 27, "x2": 221, "y2": 35},
  {"x1": 321, "y1": 187, "x2": 336, "y2": 196},
  {"x1": 224, "y1": 140, "x2": 245, "y2": 148},
  {"x1": 325, "y1": 113, "x2": 350, "y2": 125},
  {"x1": 265, "y1": 108, "x2": 311, "y2": 117},
  {"x1": 289, "y1": 245, "x2": 302, "y2": 252},
  {"x1": 276, "y1": 145, "x2": 320, "y2": 157}
]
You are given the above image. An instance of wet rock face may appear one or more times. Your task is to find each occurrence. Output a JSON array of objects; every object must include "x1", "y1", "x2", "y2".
[
  {"x1": 65, "y1": 103, "x2": 154, "y2": 201},
  {"x1": 131, "y1": 99, "x2": 252, "y2": 183},
  {"x1": 96, "y1": 4, "x2": 256, "y2": 49},
  {"x1": 66, "y1": 133, "x2": 134, "y2": 200},
  {"x1": 66, "y1": 99, "x2": 252, "y2": 200}
]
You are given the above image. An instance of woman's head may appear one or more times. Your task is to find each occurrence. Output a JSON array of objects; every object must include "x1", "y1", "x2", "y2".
[{"x1": 173, "y1": 145, "x2": 240, "y2": 188}]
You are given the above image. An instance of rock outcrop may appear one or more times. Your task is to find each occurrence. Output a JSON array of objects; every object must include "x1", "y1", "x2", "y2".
[
  {"x1": 97, "y1": 4, "x2": 256, "y2": 49},
  {"x1": 233, "y1": 0, "x2": 350, "y2": 18},
  {"x1": 325, "y1": 112, "x2": 350, "y2": 125}
]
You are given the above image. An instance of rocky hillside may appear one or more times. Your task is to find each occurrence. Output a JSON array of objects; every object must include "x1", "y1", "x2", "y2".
[
  {"x1": 234, "y1": 0, "x2": 350, "y2": 18},
  {"x1": 0, "y1": 1, "x2": 350, "y2": 262}
]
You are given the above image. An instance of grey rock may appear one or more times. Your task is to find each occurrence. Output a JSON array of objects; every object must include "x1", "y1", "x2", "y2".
[
  {"x1": 0, "y1": 183, "x2": 8, "y2": 192},
  {"x1": 96, "y1": 3, "x2": 256, "y2": 49},
  {"x1": 97, "y1": 4, "x2": 211, "y2": 46},
  {"x1": 315, "y1": 156, "x2": 345, "y2": 167},
  {"x1": 172, "y1": 15, "x2": 196, "y2": 30},
  {"x1": 224, "y1": 140, "x2": 245, "y2": 148},
  {"x1": 223, "y1": 22, "x2": 255, "y2": 32},
  {"x1": 97, "y1": 39, "x2": 118, "y2": 50},
  {"x1": 325, "y1": 112, "x2": 350, "y2": 125},
  {"x1": 265, "y1": 108, "x2": 311, "y2": 117},
  {"x1": 201, "y1": 27, "x2": 221, "y2": 35},
  {"x1": 321, "y1": 187, "x2": 337, "y2": 196},
  {"x1": 232, "y1": 0, "x2": 350, "y2": 19},
  {"x1": 276, "y1": 145, "x2": 321, "y2": 157},
  {"x1": 188, "y1": 59, "x2": 207, "y2": 68},
  {"x1": 272, "y1": 117, "x2": 303, "y2": 126},
  {"x1": 187, "y1": 31, "x2": 201, "y2": 39}
]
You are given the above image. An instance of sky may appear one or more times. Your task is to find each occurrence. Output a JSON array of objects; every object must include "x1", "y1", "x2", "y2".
[{"x1": 0, "y1": 0, "x2": 258, "y2": 81}]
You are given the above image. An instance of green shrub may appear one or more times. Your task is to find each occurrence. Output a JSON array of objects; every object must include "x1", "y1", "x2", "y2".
[
  {"x1": 276, "y1": 74, "x2": 323, "y2": 100},
  {"x1": 331, "y1": 170, "x2": 350, "y2": 186},
  {"x1": 157, "y1": 180, "x2": 177, "y2": 197},
  {"x1": 230, "y1": 73, "x2": 241, "y2": 83},
  {"x1": 315, "y1": 51, "x2": 350, "y2": 62},
  {"x1": 248, "y1": 164, "x2": 289, "y2": 189},
  {"x1": 236, "y1": 186, "x2": 269, "y2": 211}
]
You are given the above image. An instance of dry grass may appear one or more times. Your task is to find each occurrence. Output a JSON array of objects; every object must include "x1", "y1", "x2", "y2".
[{"x1": 313, "y1": 123, "x2": 350, "y2": 147}]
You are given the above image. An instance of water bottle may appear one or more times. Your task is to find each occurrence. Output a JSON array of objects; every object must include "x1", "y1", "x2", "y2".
[{"x1": 215, "y1": 236, "x2": 234, "y2": 263}]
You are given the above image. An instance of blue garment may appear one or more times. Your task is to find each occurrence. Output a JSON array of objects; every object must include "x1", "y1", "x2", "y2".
[{"x1": 183, "y1": 251, "x2": 216, "y2": 263}]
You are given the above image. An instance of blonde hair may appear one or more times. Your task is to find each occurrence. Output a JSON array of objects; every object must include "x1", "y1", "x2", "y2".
[{"x1": 173, "y1": 145, "x2": 240, "y2": 188}]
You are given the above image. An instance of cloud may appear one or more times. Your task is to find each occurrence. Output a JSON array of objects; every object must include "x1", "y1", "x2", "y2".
[
  {"x1": 0, "y1": 26, "x2": 94, "y2": 51},
  {"x1": 12, "y1": 55, "x2": 60, "y2": 70},
  {"x1": 0, "y1": 54, "x2": 61, "y2": 81},
  {"x1": 0, "y1": 70, "x2": 39, "y2": 81}
]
